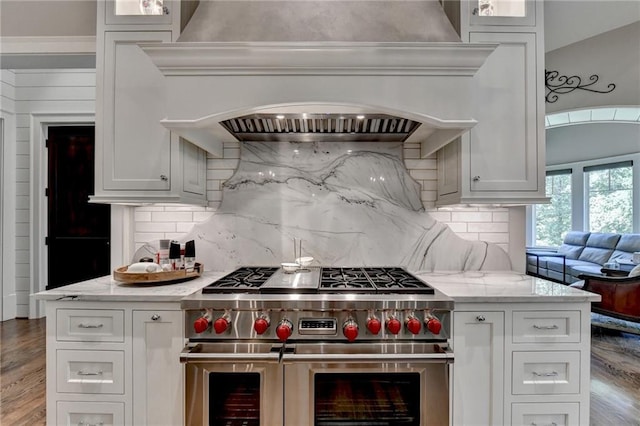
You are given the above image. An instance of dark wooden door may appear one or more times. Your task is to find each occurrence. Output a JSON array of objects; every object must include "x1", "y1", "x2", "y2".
[{"x1": 47, "y1": 126, "x2": 110, "y2": 289}]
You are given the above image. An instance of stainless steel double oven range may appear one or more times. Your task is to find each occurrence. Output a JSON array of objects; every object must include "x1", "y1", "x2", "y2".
[{"x1": 181, "y1": 267, "x2": 454, "y2": 426}]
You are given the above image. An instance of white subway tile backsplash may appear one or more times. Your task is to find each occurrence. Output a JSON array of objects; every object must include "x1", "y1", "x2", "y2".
[
  {"x1": 134, "y1": 232, "x2": 167, "y2": 242},
  {"x1": 160, "y1": 205, "x2": 207, "y2": 212},
  {"x1": 207, "y1": 191, "x2": 223, "y2": 202},
  {"x1": 151, "y1": 211, "x2": 195, "y2": 222},
  {"x1": 223, "y1": 147, "x2": 241, "y2": 158},
  {"x1": 403, "y1": 148, "x2": 421, "y2": 159},
  {"x1": 409, "y1": 169, "x2": 437, "y2": 180},
  {"x1": 493, "y1": 211, "x2": 509, "y2": 222},
  {"x1": 451, "y1": 211, "x2": 493, "y2": 222},
  {"x1": 405, "y1": 159, "x2": 437, "y2": 170},
  {"x1": 193, "y1": 211, "x2": 215, "y2": 222},
  {"x1": 134, "y1": 211, "x2": 152, "y2": 222},
  {"x1": 135, "y1": 206, "x2": 165, "y2": 212},
  {"x1": 176, "y1": 222, "x2": 197, "y2": 233},
  {"x1": 425, "y1": 211, "x2": 451, "y2": 222},
  {"x1": 468, "y1": 222, "x2": 509, "y2": 233},
  {"x1": 446, "y1": 222, "x2": 468, "y2": 233},
  {"x1": 135, "y1": 222, "x2": 177, "y2": 233},
  {"x1": 207, "y1": 159, "x2": 240, "y2": 170},
  {"x1": 480, "y1": 233, "x2": 510, "y2": 243}
]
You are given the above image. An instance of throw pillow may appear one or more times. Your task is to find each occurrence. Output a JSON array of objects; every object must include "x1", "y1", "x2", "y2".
[{"x1": 629, "y1": 264, "x2": 640, "y2": 277}]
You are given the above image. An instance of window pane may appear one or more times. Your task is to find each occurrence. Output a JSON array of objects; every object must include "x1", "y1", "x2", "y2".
[
  {"x1": 535, "y1": 173, "x2": 572, "y2": 246},
  {"x1": 587, "y1": 166, "x2": 633, "y2": 233}
]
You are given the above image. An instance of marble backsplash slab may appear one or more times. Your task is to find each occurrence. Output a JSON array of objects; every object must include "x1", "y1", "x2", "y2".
[{"x1": 136, "y1": 141, "x2": 511, "y2": 272}]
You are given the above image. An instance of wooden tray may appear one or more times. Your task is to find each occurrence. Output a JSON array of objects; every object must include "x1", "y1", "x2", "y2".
[{"x1": 113, "y1": 263, "x2": 203, "y2": 284}]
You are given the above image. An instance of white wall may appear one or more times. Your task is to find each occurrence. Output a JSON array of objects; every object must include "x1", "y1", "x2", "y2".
[
  {"x1": 545, "y1": 22, "x2": 640, "y2": 114},
  {"x1": 546, "y1": 122, "x2": 640, "y2": 166},
  {"x1": 12, "y1": 69, "x2": 96, "y2": 318},
  {"x1": 1, "y1": 69, "x2": 17, "y2": 320}
]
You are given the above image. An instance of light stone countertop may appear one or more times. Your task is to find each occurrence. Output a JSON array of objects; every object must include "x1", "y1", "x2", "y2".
[
  {"x1": 33, "y1": 271, "x2": 226, "y2": 302},
  {"x1": 33, "y1": 269, "x2": 600, "y2": 304},
  {"x1": 415, "y1": 271, "x2": 601, "y2": 303}
]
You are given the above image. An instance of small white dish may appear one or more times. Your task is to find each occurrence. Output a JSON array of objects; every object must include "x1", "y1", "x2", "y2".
[
  {"x1": 295, "y1": 256, "x2": 314, "y2": 268},
  {"x1": 281, "y1": 262, "x2": 299, "y2": 273}
]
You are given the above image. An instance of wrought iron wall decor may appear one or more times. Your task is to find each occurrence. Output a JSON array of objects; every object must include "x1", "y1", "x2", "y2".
[{"x1": 545, "y1": 70, "x2": 616, "y2": 103}]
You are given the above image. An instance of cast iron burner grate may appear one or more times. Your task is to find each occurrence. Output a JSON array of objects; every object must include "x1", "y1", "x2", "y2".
[
  {"x1": 202, "y1": 267, "x2": 279, "y2": 293},
  {"x1": 319, "y1": 267, "x2": 435, "y2": 294}
]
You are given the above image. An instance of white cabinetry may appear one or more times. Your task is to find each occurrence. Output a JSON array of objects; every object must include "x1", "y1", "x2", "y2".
[
  {"x1": 92, "y1": 1, "x2": 207, "y2": 205},
  {"x1": 437, "y1": 0, "x2": 547, "y2": 205},
  {"x1": 452, "y1": 303, "x2": 592, "y2": 425},
  {"x1": 132, "y1": 309, "x2": 184, "y2": 426},
  {"x1": 46, "y1": 302, "x2": 185, "y2": 425},
  {"x1": 452, "y1": 311, "x2": 505, "y2": 425}
]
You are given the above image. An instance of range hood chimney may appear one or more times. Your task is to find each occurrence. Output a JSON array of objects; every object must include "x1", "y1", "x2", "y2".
[
  {"x1": 178, "y1": 0, "x2": 462, "y2": 43},
  {"x1": 140, "y1": 1, "x2": 496, "y2": 157}
]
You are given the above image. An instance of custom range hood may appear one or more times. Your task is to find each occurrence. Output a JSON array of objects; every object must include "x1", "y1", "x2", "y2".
[{"x1": 141, "y1": 0, "x2": 496, "y2": 157}]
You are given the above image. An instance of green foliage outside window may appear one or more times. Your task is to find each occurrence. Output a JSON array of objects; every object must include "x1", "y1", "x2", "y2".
[
  {"x1": 535, "y1": 173, "x2": 571, "y2": 246},
  {"x1": 587, "y1": 166, "x2": 633, "y2": 233}
]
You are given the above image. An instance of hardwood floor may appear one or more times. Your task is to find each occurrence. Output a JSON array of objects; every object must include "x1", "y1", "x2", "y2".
[
  {"x1": 1, "y1": 318, "x2": 639, "y2": 425},
  {"x1": 1, "y1": 318, "x2": 46, "y2": 425}
]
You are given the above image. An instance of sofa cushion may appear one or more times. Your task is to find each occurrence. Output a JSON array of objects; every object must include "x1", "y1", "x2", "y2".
[
  {"x1": 546, "y1": 257, "x2": 594, "y2": 273},
  {"x1": 578, "y1": 233, "x2": 621, "y2": 265},
  {"x1": 570, "y1": 264, "x2": 604, "y2": 277},
  {"x1": 609, "y1": 233, "x2": 640, "y2": 262},
  {"x1": 557, "y1": 231, "x2": 591, "y2": 259}
]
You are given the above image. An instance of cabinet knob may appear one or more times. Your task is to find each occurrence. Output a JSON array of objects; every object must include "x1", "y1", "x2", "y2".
[
  {"x1": 476, "y1": 315, "x2": 486, "y2": 322},
  {"x1": 163, "y1": 6, "x2": 170, "y2": 15},
  {"x1": 151, "y1": 314, "x2": 161, "y2": 321},
  {"x1": 472, "y1": 176, "x2": 481, "y2": 182},
  {"x1": 160, "y1": 174, "x2": 168, "y2": 181},
  {"x1": 472, "y1": 7, "x2": 479, "y2": 15}
]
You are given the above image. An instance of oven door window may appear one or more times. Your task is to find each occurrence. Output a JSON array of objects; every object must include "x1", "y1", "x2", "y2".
[
  {"x1": 314, "y1": 373, "x2": 421, "y2": 426},
  {"x1": 209, "y1": 372, "x2": 260, "y2": 426}
]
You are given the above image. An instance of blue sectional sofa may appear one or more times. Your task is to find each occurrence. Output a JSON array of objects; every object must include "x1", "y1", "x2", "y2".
[{"x1": 526, "y1": 232, "x2": 640, "y2": 284}]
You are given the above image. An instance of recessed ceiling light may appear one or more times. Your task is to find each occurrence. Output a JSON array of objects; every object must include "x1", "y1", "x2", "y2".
[
  {"x1": 276, "y1": 115, "x2": 285, "y2": 120},
  {"x1": 356, "y1": 115, "x2": 365, "y2": 120},
  {"x1": 302, "y1": 113, "x2": 308, "y2": 118}
]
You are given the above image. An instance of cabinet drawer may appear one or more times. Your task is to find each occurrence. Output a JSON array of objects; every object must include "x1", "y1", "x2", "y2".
[
  {"x1": 512, "y1": 402, "x2": 580, "y2": 426},
  {"x1": 512, "y1": 351, "x2": 580, "y2": 395},
  {"x1": 57, "y1": 401, "x2": 125, "y2": 426},
  {"x1": 56, "y1": 309, "x2": 125, "y2": 342},
  {"x1": 512, "y1": 311, "x2": 580, "y2": 343},
  {"x1": 56, "y1": 350, "x2": 125, "y2": 394}
]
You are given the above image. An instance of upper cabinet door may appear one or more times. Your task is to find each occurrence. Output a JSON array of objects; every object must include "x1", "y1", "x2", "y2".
[
  {"x1": 468, "y1": 0, "x2": 536, "y2": 27},
  {"x1": 105, "y1": 0, "x2": 173, "y2": 25}
]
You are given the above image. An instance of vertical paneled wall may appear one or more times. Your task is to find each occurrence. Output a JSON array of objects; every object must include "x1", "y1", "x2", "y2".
[{"x1": 12, "y1": 69, "x2": 96, "y2": 317}]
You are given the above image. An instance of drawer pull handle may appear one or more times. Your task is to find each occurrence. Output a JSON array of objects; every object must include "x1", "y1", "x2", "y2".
[
  {"x1": 78, "y1": 422, "x2": 104, "y2": 426},
  {"x1": 532, "y1": 371, "x2": 558, "y2": 377},
  {"x1": 151, "y1": 314, "x2": 161, "y2": 321},
  {"x1": 77, "y1": 370, "x2": 104, "y2": 376},
  {"x1": 531, "y1": 423, "x2": 557, "y2": 426},
  {"x1": 476, "y1": 315, "x2": 486, "y2": 322},
  {"x1": 533, "y1": 324, "x2": 559, "y2": 330},
  {"x1": 78, "y1": 323, "x2": 104, "y2": 329}
]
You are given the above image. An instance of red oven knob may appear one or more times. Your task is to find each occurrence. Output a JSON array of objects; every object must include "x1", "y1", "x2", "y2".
[
  {"x1": 343, "y1": 318, "x2": 359, "y2": 342},
  {"x1": 426, "y1": 317, "x2": 442, "y2": 335},
  {"x1": 386, "y1": 316, "x2": 402, "y2": 335},
  {"x1": 254, "y1": 316, "x2": 270, "y2": 335},
  {"x1": 213, "y1": 316, "x2": 230, "y2": 334},
  {"x1": 405, "y1": 315, "x2": 421, "y2": 335},
  {"x1": 366, "y1": 317, "x2": 382, "y2": 335},
  {"x1": 193, "y1": 317, "x2": 210, "y2": 334},
  {"x1": 193, "y1": 310, "x2": 213, "y2": 334},
  {"x1": 276, "y1": 319, "x2": 293, "y2": 342}
]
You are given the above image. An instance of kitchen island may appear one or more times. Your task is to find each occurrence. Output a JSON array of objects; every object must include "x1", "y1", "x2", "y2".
[{"x1": 35, "y1": 270, "x2": 599, "y2": 426}]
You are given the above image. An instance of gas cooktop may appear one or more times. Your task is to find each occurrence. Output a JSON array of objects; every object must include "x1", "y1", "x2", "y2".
[{"x1": 201, "y1": 266, "x2": 435, "y2": 294}]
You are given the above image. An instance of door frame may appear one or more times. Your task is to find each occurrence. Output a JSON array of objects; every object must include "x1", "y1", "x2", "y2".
[
  {"x1": 1, "y1": 110, "x2": 17, "y2": 321},
  {"x1": 30, "y1": 113, "x2": 95, "y2": 317}
]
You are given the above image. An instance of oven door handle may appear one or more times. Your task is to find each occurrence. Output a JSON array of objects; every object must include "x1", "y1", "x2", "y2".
[
  {"x1": 180, "y1": 344, "x2": 281, "y2": 363},
  {"x1": 282, "y1": 351, "x2": 454, "y2": 364}
]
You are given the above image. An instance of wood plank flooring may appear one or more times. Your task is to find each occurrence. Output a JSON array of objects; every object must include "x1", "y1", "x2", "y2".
[
  {"x1": 1, "y1": 318, "x2": 639, "y2": 425},
  {"x1": 1, "y1": 318, "x2": 47, "y2": 425}
]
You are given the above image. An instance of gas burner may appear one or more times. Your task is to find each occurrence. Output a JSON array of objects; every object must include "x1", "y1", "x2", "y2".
[
  {"x1": 319, "y1": 268, "x2": 376, "y2": 292},
  {"x1": 202, "y1": 267, "x2": 279, "y2": 293},
  {"x1": 364, "y1": 267, "x2": 435, "y2": 294}
]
